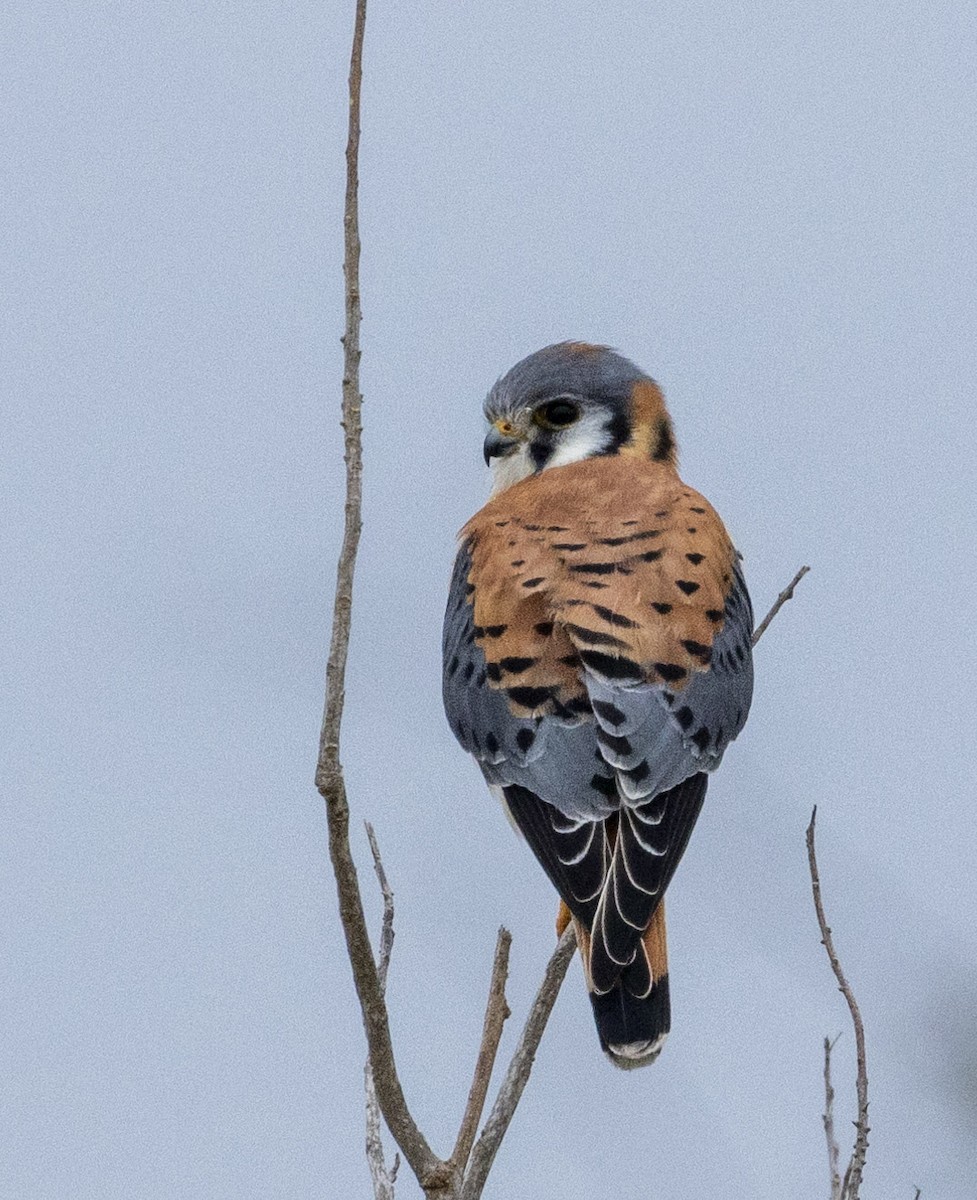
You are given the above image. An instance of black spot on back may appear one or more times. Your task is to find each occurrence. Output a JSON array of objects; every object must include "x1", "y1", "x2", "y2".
[
  {"x1": 592, "y1": 604, "x2": 638, "y2": 628},
  {"x1": 507, "y1": 685, "x2": 556, "y2": 709},
  {"x1": 564, "y1": 624, "x2": 628, "y2": 649},
  {"x1": 516, "y1": 728, "x2": 536, "y2": 753},
  {"x1": 596, "y1": 728, "x2": 633, "y2": 756},
  {"x1": 569, "y1": 562, "x2": 616, "y2": 575},
  {"x1": 593, "y1": 699, "x2": 627, "y2": 727},
  {"x1": 623, "y1": 759, "x2": 650, "y2": 784},
  {"x1": 578, "y1": 650, "x2": 643, "y2": 681},
  {"x1": 691, "y1": 727, "x2": 711, "y2": 752},
  {"x1": 681, "y1": 640, "x2": 712, "y2": 663},
  {"x1": 590, "y1": 773, "x2": 618, "y2": 798},
  {"x1": 499, "y1": 656, "x2": 535, "y2": 674}
]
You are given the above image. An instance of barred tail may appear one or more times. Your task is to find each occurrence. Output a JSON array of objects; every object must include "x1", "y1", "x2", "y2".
[{"x1": 561, "y1": 900, "x2": 671, "y2": 1069}]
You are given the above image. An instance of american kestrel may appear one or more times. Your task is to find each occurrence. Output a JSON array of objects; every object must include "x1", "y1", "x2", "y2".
[{"x1": 442, "y1": 343, "x2": 754, "y2": 1068}]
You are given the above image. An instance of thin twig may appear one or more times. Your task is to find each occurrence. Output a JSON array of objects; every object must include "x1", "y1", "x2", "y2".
[
  {"x1": 451, "y1": 929, "x2": 513, "y2": 1174},
  {"x1": 823, "y1": 1034, "x2": 842, "y2": 1200},
  {"x1": 314, "y1": 0, "x2": 449, "y2": 1189},
  {"x1": 366, "y1": 822, "x2": 395, "y2": 992},
  {"x1": 807, "y1": 808, "x2": 870, "y2": 1200},
  {"x1": 460, "y1": 926, "x2": 578, "y2": 1200},
  {"x1": 752, "y1": 565, "x2": 810, "y2": 647},
  {"x1": 364, "y1": 824, "x2": 399, "y2": 1199}
]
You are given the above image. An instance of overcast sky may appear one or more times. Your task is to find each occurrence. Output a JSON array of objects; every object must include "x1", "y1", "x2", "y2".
[{"x1": 4, "y1": 1, "x2": 977, "y2": 1197}]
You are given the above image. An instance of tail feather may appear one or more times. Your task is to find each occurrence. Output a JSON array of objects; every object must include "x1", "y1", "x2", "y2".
[
  {"x1": 561, "y1": 900, "x2": 671, "y2": 1069},
  {"x1": 590, "y1": 973, "x2": 670, "y2": 1069}
]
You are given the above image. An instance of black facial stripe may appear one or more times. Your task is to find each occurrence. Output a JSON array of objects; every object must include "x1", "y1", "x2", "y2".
[
  {"x1": 529, "y1": 438, "x2": 552, "y2": 470},
  {"x1": 603, "y1": 405, "x2": 631, "y2": 452}
]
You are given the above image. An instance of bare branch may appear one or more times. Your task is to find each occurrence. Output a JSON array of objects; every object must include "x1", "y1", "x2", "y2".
[
  {"x1": 364, "y1": 824, "x2": 399, "y2": 1199},
  {"x1": 807, "y1": 809, "x2": 870, "y2": 1200},
  {"x1": 822, "y1": 1034, "x2": 842, "y2": 1200},
  {"x1": 451, "y1": 929, "x2": 513, "y2": 1174},
  {"x1": 752, "y1": 565, "x2": 810, "y2": 647},
  {"x1": 460, "y1": 926, "x2": 578, "y2": 1200},
  {"x1": 314, "y1": 0, "x2": 449, "y2": 1189}
]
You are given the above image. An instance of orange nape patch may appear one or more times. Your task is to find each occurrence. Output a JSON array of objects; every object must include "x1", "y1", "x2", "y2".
[
  {"x1": 461, "y1": 456, "x2": 736, "y2": 711},
  {"x1": 622, "y1": 379, "x2": 676, "y2": 465}
]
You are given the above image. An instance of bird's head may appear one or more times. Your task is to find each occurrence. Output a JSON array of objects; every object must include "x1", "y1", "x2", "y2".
[{"x1": 482, "y1": 342, "x2": 676, "y2": 494}]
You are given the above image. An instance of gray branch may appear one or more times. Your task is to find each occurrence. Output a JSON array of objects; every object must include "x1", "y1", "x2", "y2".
[
  {"x1": 451, "y1": 929, "x2": 513, "y2": 1175},
  {"x1": 807, "y1": 809, "x2": 870, "y2": 1200},
  {"x1": 460, "y1": 927, "x2": 578, "y2": 1200},
  {"x1": 752, "y1": 565, "x2": 810, "y2": 647}
]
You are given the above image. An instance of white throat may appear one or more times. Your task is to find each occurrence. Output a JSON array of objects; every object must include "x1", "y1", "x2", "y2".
[{"x1": 489, "y1": 411, "x2": 615, "y2": 495}]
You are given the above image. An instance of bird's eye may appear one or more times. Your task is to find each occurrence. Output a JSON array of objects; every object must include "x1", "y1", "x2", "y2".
[{"x1": 534, "y1": 400, "x2": 580, "y2": 430}]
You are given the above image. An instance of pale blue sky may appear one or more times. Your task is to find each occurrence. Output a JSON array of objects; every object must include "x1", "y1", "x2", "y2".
[{"x1": 3, "y1": 1, "x2": 976, "y2": 1196}]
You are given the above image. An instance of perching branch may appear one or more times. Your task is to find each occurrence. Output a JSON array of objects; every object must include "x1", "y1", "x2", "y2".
[
  {"x1": 807, "y1": 809, "x2": 870, "y2": 1200},
  {"x1": 752, "y1": 565, "x2": 810, "y2": 647},
  {"x1": 822, "y1": 1035, "x2": 843, "y2": 1200},
  {"x1": 460, "y1": 926, "x2": 578, "y2": 1200},
  {"x1": 451, "y1": 929, "x2": 513, "y2": 1175},
  {"x1": 364, "y1": 824, "x2": 400, "y2": 1199}
]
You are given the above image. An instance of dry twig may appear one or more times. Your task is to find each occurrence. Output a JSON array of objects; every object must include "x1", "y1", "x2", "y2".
[
  {"x1": 364, "y1": 823, "x2": 400, "y2": 1199},
  {"x1": 451, "y1": 929, "x2": 513, "y2": 1175},
  {"x1": 822, "y1": 1034, "x2": 842, "y2": 1200},
  {"x1": 461, "y1": 926, "x2": 578, "y2": 1200},
  {"x1": 752, "y1": 565, "x2": 810, "y2": 647},
  {"x1": 807, "y1": 808, "x2": 870, "y2": 1200}
]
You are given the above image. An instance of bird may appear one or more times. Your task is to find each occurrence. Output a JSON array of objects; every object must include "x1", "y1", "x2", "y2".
[{"x1": 442, "y1": 342, "x2": 754, "y2": 1068}]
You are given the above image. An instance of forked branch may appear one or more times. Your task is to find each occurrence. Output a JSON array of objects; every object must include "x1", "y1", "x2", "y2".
[{"x1": 807, "y1": 809, "x2": 870, "y2": 1200}]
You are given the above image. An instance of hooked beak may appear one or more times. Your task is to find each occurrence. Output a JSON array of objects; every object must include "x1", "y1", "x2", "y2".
[{"x1": 483, "y1": 423, "x2": 521, "y2": 465}]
